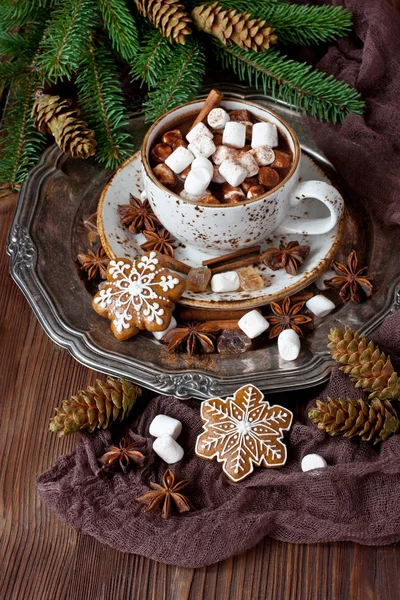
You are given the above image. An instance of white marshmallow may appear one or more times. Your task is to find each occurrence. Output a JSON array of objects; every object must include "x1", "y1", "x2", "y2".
[
  {"x1": 186, "y1": 122, "x2": 213, "y2": 143},
  {"x1": 251, "y1": 145, "x2": 275, "y2": 166},
  {"x1": 211, "y1": 271, "x2": 240, "y2": 293},
  {"x1": 191, "y1": 157, "x2": 213, "y2": 177},
  {"x1": 238, "y1": 152, "x2": 259, "y2": 177},
  {"x1": 251, "y1": 122, "x2": 278, "y2": 148},
  {"x1": 212, "y1": 165, "x2": 226, "y2": 183},
  {"x1": 188, "y1": 137, "x2": 216, "y2": 158},
  {"x1": 164, "y1": 146, "x2": 194, "y2": 174},
  {"x1": 153, "y1": 435, "x2": 184, "y2": 464},
  {"x1": 212, "y1": 145, "x2": 239, "y2": 165},
  {"x1": 238, "y1": 310, "x2": 269, "y2": 339},
  {"x1": 207, "y1": 107, "x2": 230, "y2": 130},
  {"x1": 223, "y1": 121, "x2": 246, "y2": 149},
  {"x1": 278, "y1": 329, "x2": 301, "y2": 361},
  {"x1": 184, "y1": 167, "x2": 211, "y2": 196},
  {"x1": 218, "y1": 158, "x2": 247, "y2": 187},
  {"x1": 315, "y1": 269, "x2": 336, "y2": 290},
  {"x1": 149, "y1": 414, "x2": 182, "y2": 440},
  {"x1": 301, "y1": 453, "x2": 327, "y2": 472},
  {"x1": 306, "y1": 295, "x2": 335, "y2": 318},
  {"x1": 180, "y1": 189, "x2": 204, "y2": 201},
  {"x1": 152, "y1": 316, "x2": 177, "y2": 340}
]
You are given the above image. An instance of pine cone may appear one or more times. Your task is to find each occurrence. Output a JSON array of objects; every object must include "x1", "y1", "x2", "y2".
[
  {"x1": 328, "y1": 327, "x2": 400, "y2": 400},
  {"x1": 49, "y1": 377, "x2": 141, "y2": 436},
  {"x1": 192, "y1": 2, "x2": 277, "y2": 52},
  {"x1": 32, "y1": 90, "x2": 96, "y2": 159},
  {"x1": 308, "y1": 397, "x2": 399, "y2": 445},
  {"x1": 135, "y1": 0, "x2": 192, "y2": 44}
]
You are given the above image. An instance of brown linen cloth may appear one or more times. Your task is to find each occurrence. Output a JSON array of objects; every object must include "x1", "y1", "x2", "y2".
[{"x1": 37, "y1": 0, "x2": 400, "y2": 567}]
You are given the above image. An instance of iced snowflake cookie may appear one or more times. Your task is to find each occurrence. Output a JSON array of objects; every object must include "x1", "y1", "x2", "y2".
[
  {"x1": 195, "y1": 384, "x2": 293, "y2": 482},
  {"x1": 92, "y1": 251, "x2": 185, "y2": 340}
]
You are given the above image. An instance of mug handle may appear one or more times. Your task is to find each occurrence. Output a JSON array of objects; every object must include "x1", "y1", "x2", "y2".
[{"x1": 274, "y1": 180, "x2": 344, "y2": 235}]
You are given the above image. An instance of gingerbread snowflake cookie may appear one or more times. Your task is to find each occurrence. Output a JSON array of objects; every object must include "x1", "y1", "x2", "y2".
[
  {"x1": 195, "y1": 384, "x2": 293, "y2": 482},
  {"x1": 92, "y1": 251, "x2": 185, "y2": 340}
]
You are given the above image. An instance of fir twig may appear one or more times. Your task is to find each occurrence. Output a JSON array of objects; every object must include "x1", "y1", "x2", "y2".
[
  {"x1": 76, "y1": 42, "x2": 134, "y2": 168},
  {"x1": 215, "y1": 44, "x2": 364, "y2": 123},
  {"x1": 98, "y1": 0, "x2": 139, "y2": 61},
  {"x1": 130, "y1": 29, "x2": 175, "y2": 88}
]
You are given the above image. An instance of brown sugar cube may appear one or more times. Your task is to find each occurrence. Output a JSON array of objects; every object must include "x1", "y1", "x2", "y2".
[
  {"x1": 153, "y1": 163, "x2": 176, "y2": 186},
  {"x1": 221, "y1": 182, "x2": 245, "y2": 202},
  {"x1": 162, "y1": 129, "x2": 183, "y2": 146},
  {"x1": 199, "y1": 194, "x2": 220, "y2": 205},
  {"x1": 179, "y1": 165, "x2": 191, "y2": 180},
  {"x1": 241, "y1": 176, "x2": 259, "y2": 193},
  {"x1": 247, "y1": 185, "x2": 266, "y2": 199},
  {"x1": 151, "y1": 143, "x2": 172, "y2": 164},
  {"x1": 238, "y1": 267, "x2": 265, "y2": 291},
  {"x1": 229, "y1": 109, "x2": 251, "y2": 122},
  {"x1": 172, "y1": 138, "x2": 188, "y2": 150},
  {"x1": 186, "y1": 266, "x2": 212, "y2": 292},
  {"x1": 258, "y1": 167, "x2": 280, "y2": 188},
  {"x1": 271, "y1": 150, "x2": 291, "y2": 169}
]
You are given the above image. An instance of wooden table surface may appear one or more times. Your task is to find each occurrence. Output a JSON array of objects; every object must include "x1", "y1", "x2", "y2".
[{"x1": 1, "y1": 191, "x2": 400, "y2": 600}]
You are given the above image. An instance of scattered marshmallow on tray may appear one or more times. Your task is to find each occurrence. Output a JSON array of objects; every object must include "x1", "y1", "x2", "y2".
[
  {"x1": 222, "y1": 121, "x2": 246, "y2": 149},
  {"x1": 211, "y1": 271, "x2": 240, "y2": 293},
  {"x1": 306, "y1": 295, "x2": 335, "y2": 318},
  {"x1": 153, "y1": 435, "x2": 184, "y2": 464},
  {"x1": 191, "y1": 156, "x2": 213, "y2": 177},
  {"x1": 315, "y1": 269, "x2": 336, "y2": 290},
  {"x1": 219, "y1": 158, "x2": 247, "y2": 187},
  {"x1": 251, "y1": 122, "x2": 278, "y2": 149},
  {"x1": 186, "y1": 122, "x2": 213, "y2": 143},
  {"x1": 238, "y1": 310, "x2": 269, "y2": 339},
  {"x1": 149, "y1": 414, "x2": 182, "y2": 440},
  {"x1": 164, "y1": 146, "x2": 194, "y2": 174},
  {"x1": 278, "y1": 329, "x2": 301, "y2": 361},
  {"x1": 188, "y1": 137, "x2": 216, "y2": 159},
  {"x1": 301, "y1": 453, "x2": 327, "y2": 472},
  {"x1": 207, "y1": 107, "x2": 230, "y2": 130},
  {"x1": 184, "y1": 167, "x2": 211, "y2": 196},
  {"x1": 152, "y1": 316, "x2": 177, "y2": 341}
]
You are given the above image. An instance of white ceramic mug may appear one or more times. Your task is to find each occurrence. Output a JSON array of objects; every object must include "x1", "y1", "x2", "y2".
[{"x1": 141, "y1": 99, "x2": 344, "y2": 252}]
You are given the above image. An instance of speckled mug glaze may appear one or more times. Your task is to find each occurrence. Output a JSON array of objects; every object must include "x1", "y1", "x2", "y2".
[{"x1": 141, "y1": 99, "x2": 344, "y2": 252}]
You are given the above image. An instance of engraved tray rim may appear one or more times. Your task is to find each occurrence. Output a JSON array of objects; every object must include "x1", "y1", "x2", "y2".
[{"x1": 7, "y1": 85, "x2": 400, "y2": 400}]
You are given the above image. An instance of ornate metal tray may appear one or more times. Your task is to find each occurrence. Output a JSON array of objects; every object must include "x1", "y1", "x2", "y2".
[{"x1": 7, "y1": 86, "x2": 400, "y2": 399}]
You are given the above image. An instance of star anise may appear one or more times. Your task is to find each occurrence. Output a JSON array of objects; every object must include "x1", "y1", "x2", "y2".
[
  {"x1": 324, "y1": 250, "x2": 373, "y2": 303},
  {"x1": 162, "y1": 322, "x2": 221, "y2": 356},
  {"x1": 99, "y1": 438, "x2": 146, "y2": 472},
  {"x1": 118, "y1": 194, "x2": 161, "y2": 234},
  {"x1": 267, "y1": 296, "x2": 313, "y2": 339},
  {"x1": 136, "y1": 469, "x2": 192, "y2": 519},
  {"x1": 140, "y1": 228, "x2": 176, "y2": 257},
  {"x1": 260, "y1": 241, "x2": 310, "y2": 275},
  {"x1": 76, "y1": 246, "x2": 110, "y2": 280}
]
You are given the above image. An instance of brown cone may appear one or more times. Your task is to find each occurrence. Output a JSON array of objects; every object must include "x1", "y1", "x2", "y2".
[
  {"x1": 308, "y1": 397, "x2": 399, "y2": 445},
  {"x1": 191, "y1": 2, "x2": 277, "y2": 52},
  {"x1": 32, "y1": 90, "x2": 96, "y2": 159},
  {"x1": 134, "y1": 0, "x2": 192, "y2": 44}
]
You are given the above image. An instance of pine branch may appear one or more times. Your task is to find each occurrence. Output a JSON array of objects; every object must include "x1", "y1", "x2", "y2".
[
  {"x1": 218, "y1": 1, "x2": 353, "y2": 46},
  {"x1": 130, "y1": 29, "x2": 175, "y2": 88},
  {"x1": 0, "y1": 31, "x2": 25, "y2": 57},
  {"x1": 0, "y1": 3, "x2": 37, "y2": 29},
  {"x1": 98, "y1": 0, "x2": 139, "y2": 61},
  {"x1": 215, "y1": 43, "x2": 364, "y2": 123},
  {"x1": 35, "y1": 0, "x2": 98, "y2": 80},
  {"x1": 143, "y1": 38, "x2": 206, "y2": 122},
  {"x1": 0, "y1": 76, "x2": 46, "y2": 189},
  {"x1": 76, "y1": 42, "x2": 134, "y2": 169}
]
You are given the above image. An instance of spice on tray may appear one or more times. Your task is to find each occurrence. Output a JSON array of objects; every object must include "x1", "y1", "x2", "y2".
[
  {"x1": 324, "y1": 250, "x2": 373, "y2": 302},
  {"x1": 260, "y1": 240, "x2": 310, "y2": 275},
  {"x1": 136, "y1": 469, "x2": 192, "y2": 519},
  {"x1": 76, "y1": 246, "x2": 110, "y2": 280},
  {"x1": 140, "y1": 228, "x2": 176, "y2": 257},
  {"x1": 118, "y1": 193, "x2": 161, "y2": 234},
  {"x1": 267, "y1": 296, "x2": 313, "y2": 339},
  {"x1": 217, "y1": 329, "x2": 252, "y2": 354},
  {"x1": 99, "y1": 438, "x2": 146, "y2": 471},
  {"x1": 162, "y1": 322, "x2": 221, "y2": 356}
]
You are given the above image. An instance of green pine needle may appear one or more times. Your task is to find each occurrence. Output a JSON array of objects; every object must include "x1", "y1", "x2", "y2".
[
  {"x1": 0, "y1": 77, "x2": 46, "y2": 189},
  {"x1": 130, "y1": 29, "x2": 175, "y2": 88},
  {"x1": 77, "y1": 42, "x2": 134, "y2": 169},
  {"x1": 215, "y1": 43, "x2": 364, "y2": 123},
  {"x1": 35, "y1": 0, "x2": 98, "y2": 80},
  {"x1": 0, "y1": 31, "x2": 26, "y2": 57},
  {"x1": 201, "y1": 1, "x2": 353, "y2": 45},
  {"x1": 143, "y1": 38, "x2": 206, "y2": 122},
  {"x1": 98, "y1": 0, "x2": 139, "y2": 61}
]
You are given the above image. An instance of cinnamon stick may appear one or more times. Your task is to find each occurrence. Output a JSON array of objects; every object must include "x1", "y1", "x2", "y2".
[
  {"x1": 203, "y1": 319, "x2": 241, "y2": 331},
  {"x1": 190, "y1": 89, "x2": 224, "y2": 130},
  {"x1": 163, "y1": 255, "x2": 191, "y2": 275},
  {"x1": 202, "y1": 246, "x2": 260, "y2": 268},
  {"x1": 177, "y1": 307, "x2": 261, "y2": 322},
  {"x1": 210, "y1": 254, "x2": 261, "y2": 275}
]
